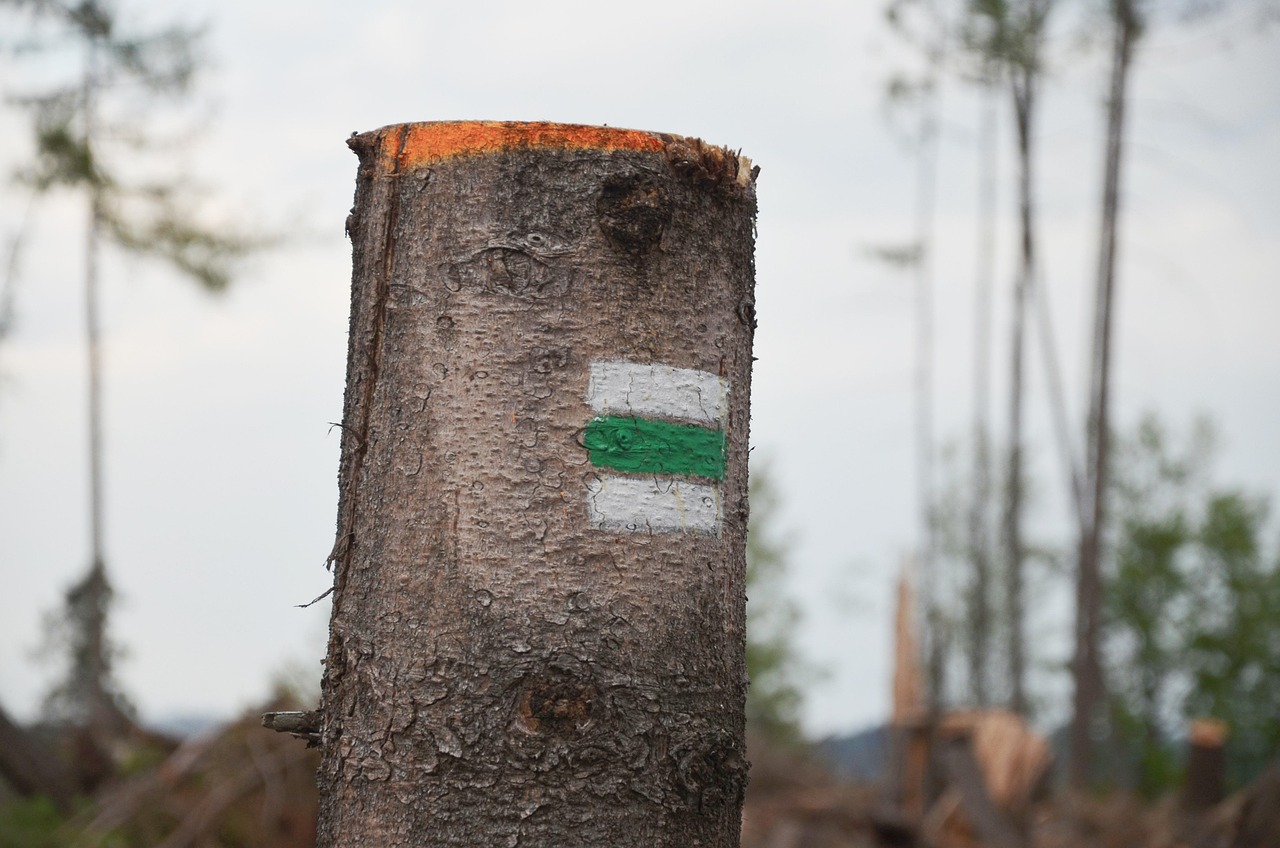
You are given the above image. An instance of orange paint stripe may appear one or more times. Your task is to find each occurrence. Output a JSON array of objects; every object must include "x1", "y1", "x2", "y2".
[{"x1": 378, "y1": 121, "x2": 666, "y2": 171}]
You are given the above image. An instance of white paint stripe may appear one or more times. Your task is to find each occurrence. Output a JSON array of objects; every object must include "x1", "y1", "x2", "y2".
[
  {"x1": 585, "y1": 475, "x2": 722, "y2": 535},
  {"x1": 587, "y1": 360, "x2": 727, "y2": 425}
]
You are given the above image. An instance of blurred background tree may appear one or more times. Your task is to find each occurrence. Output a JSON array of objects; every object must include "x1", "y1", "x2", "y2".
[
  {"x1": 1183, "y1": 491, "x2": 1280, "y2": 789},
  {"x1": 964, "y1": 0, "x2": 1059, "y2": 721},
  {"x1": 1, "y1": 0, "x2": 258, "y2": 780},
  {"x1": 1106, "y1": 414, "x2": 1280, "y2": 794},
  {"x1": 1105, "y1": 414, "x2": 1212, "y2": 793},
  {"x1": 746, "y1": 461, "x2": 812, "y2": 745}
]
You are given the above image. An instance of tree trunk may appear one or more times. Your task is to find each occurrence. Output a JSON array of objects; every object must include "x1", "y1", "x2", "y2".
[
  {"x1": 1004, "y1": 65, "x2": 1036, "y2": 717},
  {"x1": 1180, "y1": 719, "x2": 1226, "y2": 812},
  {"x1": 937, "y1": 733, "x2": 1026, "y2": 848},
  {"x1": 915, "y1": 107, "x2": 943, "y2": 715},
  {"x1": 1071, "y1": 1, "x2": 1139, "y2": 790},
  {"x1": 86, "y1": 161, "x2": 105, "y2": 581},
  {"x1": 67, "y1": 37, "x2": 134, "y2": 748},
  {"x1": 967, "y1": 86, "x2": 997, "y2": 709},
  {"x1": 316, "y1": 121, "x2": 758, "y2": 847}
]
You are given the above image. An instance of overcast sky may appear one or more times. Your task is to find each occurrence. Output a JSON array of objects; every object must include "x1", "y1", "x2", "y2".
[{"x1": 1, "y1": 1, "x2": 1277, "y2": 737}]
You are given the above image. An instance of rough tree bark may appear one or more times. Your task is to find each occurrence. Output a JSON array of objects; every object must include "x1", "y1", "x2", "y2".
[{"x1": 316, "y1": 121, "x2": 758, "y2": 847}]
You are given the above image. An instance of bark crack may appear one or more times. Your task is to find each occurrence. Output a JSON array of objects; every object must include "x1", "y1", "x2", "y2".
[{"x1": 330, "y1": 128, "x2": 410, "y2": 607}]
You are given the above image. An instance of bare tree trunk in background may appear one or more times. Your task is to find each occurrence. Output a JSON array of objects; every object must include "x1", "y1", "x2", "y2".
[
  {"x1": 915, "y1": 103, "x2": 944, "y2": 713},
  {"x1": 1003, "y1": 59, "x2": 1037, "y2": 717},
  {"x1": 81, "y1": 174, "x2": 126, "y2": 738},
  {"x1": 316, "y1": 121, "x2": 758, "y2": 847},
  {"x1": 881, "y1": 0, "x2": 947, "y2": 715},
  {"x1": 1071, "y1": 0, "x2": 1140, "y2": 790},
  {"x1": 967, "y1": 86, "x2": 997, "y2": 709},
  {"x1": 963, "y1": 0, "x2": 1056, "y2": 719},
  {"x1": 70, "y1": 38, "x2": 133, "y2": 747},
  {"x1": 1031, "y1": 267, "x2": 1085, "y2": 528},
  {"x1": 85, "y1": 90, "x2": 105, "y2": 599}
]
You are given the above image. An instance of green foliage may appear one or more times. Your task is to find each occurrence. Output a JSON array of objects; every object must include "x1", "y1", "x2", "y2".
[
  {"x1": 1184, "y1": 492, "x2": 1280, "y2": 788},
  {"x1": 745, "y1": 460, "x2": 809, "y2": 744},
  {"x1": 865, "y1": 241, "x2": 925, "y2": 269},
  {"x1": 100, "y1": 187, "x2": 251, "y2": 292},
  {"x1": 3, "y1": 0, "x2": 260, "y2": 292},
  {"x1": 879, "y1": 0, "x2": 948, "y2": 149},
  {"x1": 1105, "y1": 414, "x2": 1204, "y2": 794},
  {"x1": 36, "y1": 561, "x2": 133, "y2": 727},
  {"x1": 961, "y1": 0, "x2": 1056, "y2": 78},
  {"x1": 0, "y1": 796, "x2": 66, "y2": 848},
  {"x1": 117, "y1": 738, "x2": 169, "y2": 777},
  {"x1": 1106, "y1": 413, "x2": 1280, "y2": 793},
  {"x1": 0, "y1": 794, "x2": 139, "y2": 848},
  {"x1": 24, "y1": 90, "x2": 99, "y2": 191}
]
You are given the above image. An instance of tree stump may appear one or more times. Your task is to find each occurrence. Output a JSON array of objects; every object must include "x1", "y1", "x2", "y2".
[
  {"x1": 1181, "y1": 718, "x2": 1227, "y2": 812},
  {"x1": 317, "y1": 121, "x2": 758, "y2": 847}
]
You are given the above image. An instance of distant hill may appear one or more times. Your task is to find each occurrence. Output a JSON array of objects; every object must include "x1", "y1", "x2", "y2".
[
  {"x1": 814, "y1": 723, "x2": 889, "y2": 783},
  {"x1": 146, "y1": 713, "x2": 224, "y2": 739}
]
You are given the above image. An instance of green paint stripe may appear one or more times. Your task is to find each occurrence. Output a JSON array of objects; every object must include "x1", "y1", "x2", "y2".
[{"x1": 583, "y1": 416, "x2": 726, "y2": 480}]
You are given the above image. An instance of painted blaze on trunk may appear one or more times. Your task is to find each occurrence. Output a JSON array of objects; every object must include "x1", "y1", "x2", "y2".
[{"x1": 318, "y1": 121, "x2": 758, "y2": 847}]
